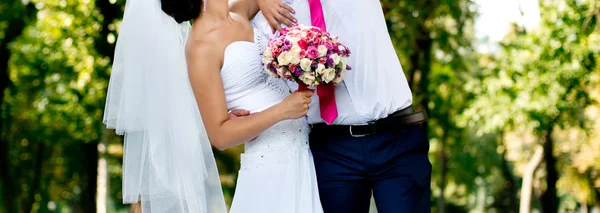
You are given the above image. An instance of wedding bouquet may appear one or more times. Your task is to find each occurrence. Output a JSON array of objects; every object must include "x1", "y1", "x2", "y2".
[{"x1": 262, "y1": 25, "x2": 351, "y2": 90}]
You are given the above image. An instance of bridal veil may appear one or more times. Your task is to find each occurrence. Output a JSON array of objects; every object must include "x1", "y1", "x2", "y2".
[{"x1": 102, "y1": 0, "x2": 226, "y2": 212}]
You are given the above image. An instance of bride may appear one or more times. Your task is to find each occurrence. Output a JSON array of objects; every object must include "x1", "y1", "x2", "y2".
[{"x1": 103, "y1": 0, "x2": 323, "y2": 211}]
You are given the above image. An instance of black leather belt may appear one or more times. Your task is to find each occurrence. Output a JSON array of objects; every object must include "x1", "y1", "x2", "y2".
[{"x1": 310, "y1": 106, "x2": 427, "y2": 138}]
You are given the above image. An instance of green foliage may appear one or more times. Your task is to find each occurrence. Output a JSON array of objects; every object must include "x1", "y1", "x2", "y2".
[{"x1": 461, "y1": 0, "x2": 600, "y2": 211}]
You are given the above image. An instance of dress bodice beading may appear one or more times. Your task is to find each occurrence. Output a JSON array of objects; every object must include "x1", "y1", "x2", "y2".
[{"x1": 220, "y1": 28, "x2": 309, "y2": 165}]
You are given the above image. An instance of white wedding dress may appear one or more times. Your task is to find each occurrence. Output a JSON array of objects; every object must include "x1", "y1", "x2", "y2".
[{"x1": 221, "y1": 27, "x2": 323, "y2": 213}]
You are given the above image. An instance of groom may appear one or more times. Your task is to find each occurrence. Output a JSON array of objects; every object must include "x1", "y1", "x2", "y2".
[{"x1": 234, "y1": 0, "x2": 431, "y2": 212}]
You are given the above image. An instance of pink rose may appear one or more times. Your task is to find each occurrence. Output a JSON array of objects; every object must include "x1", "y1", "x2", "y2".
[
  {"x1": 310, "y1": 27, "x2": 321, "y2": 34},
  {"x1": 288, "y1": 31, "x2": 301, "y2": 38},
  {"x1": 298, "y1": 39, "x2": 308, "y2": 50},
  {"x1": 275, "y1": 39, "x2": 284, "y2": 47},
  {"x1": 299, "y1": 51, "x2": 307, "y2": 58},
  {"x1": 323, "y1": 41, "x2": 333, "y2": 50},
  {"x1": 306, "y1": 46, "x2": 320, "y2": 59},
  {"x1": 319, "y1": 57, "x2": 327, "y2": 64},
  {"x1": 289, "y1": 64, "x2": 298, "y2": 73},
  {"x1": 268, "y1": 39, "x2": 278, "y2": 48},
  {"x1": 271, "y1": 47, "x2": 282, "y2": 56},
  {"x1": 310, "y1": 37, "x2": 321, "y2": 46}
]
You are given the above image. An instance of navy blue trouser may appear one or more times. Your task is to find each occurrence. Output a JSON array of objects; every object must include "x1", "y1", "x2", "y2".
[{"x1": 309, "y1": 124, "x2": 431, "y2": 213}]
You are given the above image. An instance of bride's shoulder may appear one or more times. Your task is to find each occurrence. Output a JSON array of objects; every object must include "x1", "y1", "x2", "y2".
[{"x1": 185, "y1": 30, "x2": 224, "y2": 66}]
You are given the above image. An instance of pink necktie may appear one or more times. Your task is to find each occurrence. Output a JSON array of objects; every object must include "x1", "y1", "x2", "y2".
[{"x1": 308, "y1": 0, "x2": 338, "y2": 125}]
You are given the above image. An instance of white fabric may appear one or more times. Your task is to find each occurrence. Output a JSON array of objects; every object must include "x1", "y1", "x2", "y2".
[
  {"x1": 103, "y1": 0, "x2": 227, "y2": 212},
  {"x1": 254, "y1": 0, "x2": 413, "y2": 125},
  {"x1": 222, "y1": 28, "x2": 323, "y2": 213}
]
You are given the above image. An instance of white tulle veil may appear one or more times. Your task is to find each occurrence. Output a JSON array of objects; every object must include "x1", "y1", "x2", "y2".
[{"x1": 102, "y1": 0, "x2": 227, "y2": 211}]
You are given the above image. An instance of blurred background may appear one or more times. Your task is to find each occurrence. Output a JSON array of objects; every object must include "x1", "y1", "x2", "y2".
[{"x1": 1, "y1": 0, "x2": 599, "y2": 212}]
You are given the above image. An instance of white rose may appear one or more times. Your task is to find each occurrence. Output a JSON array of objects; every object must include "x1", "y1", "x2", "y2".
[
  {"x1": 290, "y1": 54, "x2": 301, "y2": 65},
  {"x1": 284, "y1": 52, "x2": 295, "y2": 65},
  {"x1": 262, "y1": 50, "x2": 273, "y2": 64},
  {"x1": 322, "y1": 68, "x2": 336, "y2": 83},
  {"x1": 318, "y1": 45, "x2": 328, "y2": 57},
  {"x1": 286, "y1": 36, "x2": 300, "y2": 44},
  {"x1": 316, "y1": 63, "x2": 326, "y2": 75},
  {"x1": 263, "y1": 49, "x2": 272, "y2": 58},
  {"x1": 288, "y1": 46, "x2": 302, "y2": 65},
  {"x1": 338, "y1": 45, "x2": 346, "y2": 52},
  {"x1": 262, "y1": 56, "x2": 272, "y2": 65},
  {"x1": 333, "y1": 70, "x2": 345, "y2": 84},
  {"x1": 278, "y1": 51, "x2": 295, "y2": 66},
  {"x1": 300, "y1": 58, "x2": 312, "y2": 71},
  {"x1": 290, "y1": 44, "x2": 302, "y2": 54},
  {"x1": 299, "y1": 72, "x2": 316, "y2": 85},
  {"x1": 262, "y1": 57, "x2": 270, "y2": 66},
  {"x1": 330, "y1": 54, "x2": 341, "y2": 65},
  {"x1": 340, "y1": 57, "x2": 348, "y2": 70},
  {"x1": 277, "y1": 51, "x2": 289, "y2": 65}
]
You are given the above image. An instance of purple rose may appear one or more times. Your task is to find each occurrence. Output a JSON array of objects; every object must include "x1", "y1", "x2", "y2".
[
  {"x1": 311, "y1": 60, "x2": 319, "y2": 69},
  {"x1": 346, "y1": 65, "x2": 352, "y2": 71},
  {"x1": 294, "y1": 66, "x2": 303, "y2": 76},
  {"x1": 282, "y1": 40, "x2": 292, "y2": 51},
  {"x1": 327, "y1": 57, "x2": 335, "y2": 67},
  {"x1": 332, "y1": 45, "x2": 339, "y2": 54},
  {"x1": 306, "y1": 46, "x2": 319, "y2": 59},
  {"x1": 269, "y1": 66, "x2": 278, "y2": 76}
]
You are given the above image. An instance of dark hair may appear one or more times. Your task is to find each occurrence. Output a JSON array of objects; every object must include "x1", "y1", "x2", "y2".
[{"x1": 161, "y1": 0, "x2": 202, "y2": 23}]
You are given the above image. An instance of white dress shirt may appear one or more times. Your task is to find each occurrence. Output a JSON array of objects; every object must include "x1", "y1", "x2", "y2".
[{"x1": 253, "y1": 0, "x2": 412, "y2": 125}]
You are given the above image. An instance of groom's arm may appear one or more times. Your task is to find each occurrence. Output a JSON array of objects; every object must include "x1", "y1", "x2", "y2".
[
  {"x1": 248, "y1": 0, "x2": 296, "y2": 32},
  {"x1": 257, "y1": 0, "x2": 296, "y2": 31}
]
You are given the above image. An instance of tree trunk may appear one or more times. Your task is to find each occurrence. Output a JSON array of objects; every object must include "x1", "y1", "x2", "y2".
[
  {"x1": 0, "y1": 4, "x2": 36, "y2": 212},
  {"x1": 97, "y1": 128, "x2": 110, "y2": 213},
  {"x1": 413, "y1": 37, "x2": 433, "y2": 114},
  {"x1": 499, "y1": 133, "x2": 519, "y2": 213},
  {"x1": 94, "y1": 0, "x2": 120, "y2": 65},
  {"x1": 79, "y1": 142, "x2": 99, "y2": 213},
  {"x1": 0, "y1": 136, "x2": 13, "y2": 212},
  {"x1": 20, "y1": 143, "x2": 47, "y2": 213},
  {"x1": 0, "y1": 19, "x2": 21, "y2": 213},
  {"x1": 541, "y1": 128, "x2": 558, "y2": 213},
  {"x1": 519, "y1": 145, "x2": 544, "y2": 213},
  {"x1": 437, "y1": 127, "x2": 449, "y2": 213}
]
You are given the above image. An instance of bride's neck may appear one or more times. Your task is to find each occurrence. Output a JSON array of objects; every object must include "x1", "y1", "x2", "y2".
[{"x1": 196, "y1": 0, "x2": 230, "y2": 22}]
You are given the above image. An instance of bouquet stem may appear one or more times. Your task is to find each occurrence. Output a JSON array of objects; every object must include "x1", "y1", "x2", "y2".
[{"x1": 297, "y1": 83, "x2": 309, "y2": 91}]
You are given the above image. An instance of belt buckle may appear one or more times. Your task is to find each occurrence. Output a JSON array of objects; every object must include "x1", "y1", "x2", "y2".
[{"x1": 349, "y1": 124, "x2": 370, "y2": 138}]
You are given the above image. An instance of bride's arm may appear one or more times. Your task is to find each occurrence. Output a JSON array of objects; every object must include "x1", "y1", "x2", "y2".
[{"x1": 186, "y1": 42, "x2": 312, "y2": 150}]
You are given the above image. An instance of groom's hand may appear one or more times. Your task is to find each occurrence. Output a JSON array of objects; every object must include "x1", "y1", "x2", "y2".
[
  {"x1": 257, "y1": 0, "x2": 296, "y2": 33},
  {"x1": 229, "y1": 109, "x2": 251, "y2": 120}
]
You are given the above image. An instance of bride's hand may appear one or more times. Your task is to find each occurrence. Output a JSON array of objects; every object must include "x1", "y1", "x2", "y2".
[{"x1": 276, "y1": 90, "x2": 314, "y2": 119}]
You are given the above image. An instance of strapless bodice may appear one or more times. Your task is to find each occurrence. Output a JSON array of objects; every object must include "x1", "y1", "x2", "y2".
[{"x1": 220, "y1": 28, "x2": 290, "y2": 113}]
